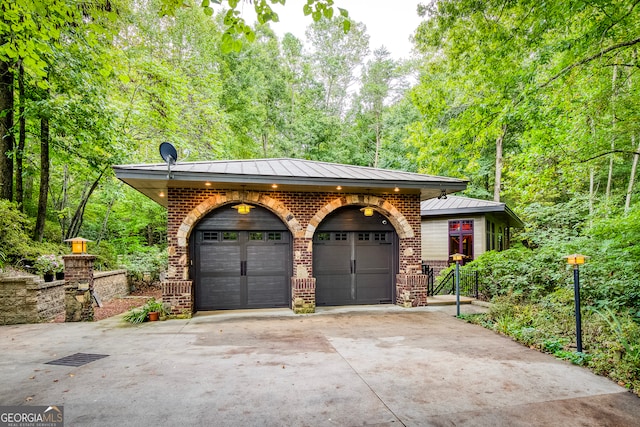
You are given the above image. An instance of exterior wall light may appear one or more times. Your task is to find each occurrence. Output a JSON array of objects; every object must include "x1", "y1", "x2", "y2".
[
  {"x1": 232, "y1": 203, "x2": 253, "y2": 215},
  {"x1": 360, "y1": 206, "x2": 374, "y2": 217},
  {"x1": 564, "y1": 253, "x2": 589, "y2": 353},
  {"x1": 65, "y1": 237, "x2": 90, "y2": 254}
]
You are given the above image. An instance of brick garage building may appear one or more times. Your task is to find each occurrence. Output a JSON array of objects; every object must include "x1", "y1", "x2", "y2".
[{"x1": 114, "y1": 158, "x2": 466, "y2": 314}]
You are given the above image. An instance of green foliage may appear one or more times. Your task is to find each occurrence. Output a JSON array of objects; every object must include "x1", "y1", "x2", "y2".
[
  {"x1": 117, "y1": 245, "x2": 168, "y2": 284},
  {"x1": 476, "y1": 292, "x2": 639, "y2": 392},
  {"x1": 122, "y1": 307, "x2": 148, "y2": 324},
  {"x1": 123, "y1": 297, "x2": 169, "y2": 324},
  {"x1": 33, "y1": 254, "x2": 63, "y2": 274},
  {"x1": 0, "y1": 200, "x2": 63, "y2": 265}
]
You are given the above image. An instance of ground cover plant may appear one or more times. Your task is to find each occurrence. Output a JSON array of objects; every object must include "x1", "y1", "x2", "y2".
[{"x1": 460, "y1": 200, "x2": 640, "y2": 396}]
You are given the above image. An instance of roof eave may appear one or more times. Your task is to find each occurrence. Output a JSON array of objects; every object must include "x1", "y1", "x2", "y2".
[{"x1": 421, "y1": 205, "x2": 524, "y2": 228}]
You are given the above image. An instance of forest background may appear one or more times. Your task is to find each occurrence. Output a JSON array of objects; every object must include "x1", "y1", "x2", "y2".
[{"x1": 0, "y1": 0, "x2": 639, "y2": 394}]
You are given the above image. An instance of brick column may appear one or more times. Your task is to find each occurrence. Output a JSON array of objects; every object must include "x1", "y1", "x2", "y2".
[
  {"x1": 63, "y1": 255, "x2": 96, "y2": 321},
  {"x1": 162, "y1": 280, "x2": 193, "y2": 315},
  {"x1": 396, "y1": 274, "x2": 428, "y2": 307},
  {"x1": 291, "y1": 277, "x2": 316, "y2": 313}
]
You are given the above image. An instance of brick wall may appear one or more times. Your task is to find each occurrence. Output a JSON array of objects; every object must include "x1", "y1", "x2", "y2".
[
  {"x1": 165, "y1": 188, "x2": 425, "y2": 313},
  {"x1": 162, "y1": 280, "x2": 193, "y2": 315},
  {"x1": 396, "y1": 274, "x2": 428, "y2": 307}
]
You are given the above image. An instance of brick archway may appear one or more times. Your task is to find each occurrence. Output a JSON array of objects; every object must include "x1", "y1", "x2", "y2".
[
  {"x1": 175, "y1": 192, "x2": 303, "y2": 247},
  {"x1": 304, "y1": 195, "x2": 414, "y2": 239}
]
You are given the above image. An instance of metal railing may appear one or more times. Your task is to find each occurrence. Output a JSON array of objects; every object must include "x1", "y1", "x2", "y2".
[
  {"x1": 421, "y1": 263, "x2": 435, "y2": 294},
  {"x1": 427, "y1": 267, "x2": 479, "y2": 298}
]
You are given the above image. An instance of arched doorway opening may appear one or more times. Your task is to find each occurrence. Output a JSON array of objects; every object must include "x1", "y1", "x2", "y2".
[
  {"x1": 190, "y1": 204, "x2": 292, "y2": 310},
  {"x1": 313, "y1": 206, "x2": 398, "y2": 306}
]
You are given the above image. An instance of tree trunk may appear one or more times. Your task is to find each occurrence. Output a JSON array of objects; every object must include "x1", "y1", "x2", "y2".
[
  {"x1": 373, "y1": 112, "x2": 381, "y2": 168},
  {"x1": 96, "y1": 196, "x2": 115, "y2": 246},
  {"x1": 262, "y1": 132, "x2": 268, "y2": 157},
  {"x1": 16, "y1": 64, "x2": 25, "y2": 210},
  {"x1": 56, "y1": 165, "x2": 70, "y2": 238},
  {"x1": 625, "y1": 135, "x2": 639, "y2": 213},
  {"x1": 494, "y1": 124, "x2": 507, "y2": 202},
  {"x1": 0, "y1": 60, "x2": 14, "y2": 201},
  {"x1": 34, "y1": 115, "x2": 50, "y2": 242},
  {"x1": 589, "y1": 168, "x2": 595, "y2": 216},
  {"x1": 65, "y1": 168, "x2": 106, "y2": 240},
  {"x1": 606, "y1": 64, "x2": 618, "y2": 199}
]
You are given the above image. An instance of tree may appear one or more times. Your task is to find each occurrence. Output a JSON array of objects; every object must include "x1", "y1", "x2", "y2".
[
  {"x1": 160, "y1": 0, "x2": 352, "y2": 53},
  {"x1": 306, "y1": 16, "x2": 369, "y2": 116},
  {"x1": 0, "y1": 0, "x2": 85, "y2": 201},
  {"x1": 410, "y1": 0, "x2": 640, "y2": 209},
  {"x1": 353, "y1": 47, "x2": 396, "y2": 167}
]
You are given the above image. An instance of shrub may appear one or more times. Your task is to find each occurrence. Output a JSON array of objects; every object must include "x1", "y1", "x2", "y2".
[
  {"x1": 117, "y1": 245, "x2": 167, "y2": 284},
  {"x1": 123, "y1": 298, "x2": 169, "y2": 324}
]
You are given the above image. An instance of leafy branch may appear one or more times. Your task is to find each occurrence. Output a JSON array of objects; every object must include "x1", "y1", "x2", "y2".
[
  {"x1": 540, "y1": 37, "x2": 640, "y2": 88},
  {"x1": 574, "y1": 149, "x2": 640, "y2": 164},
  {"x1": 160, "y1": 0, "x2": 351, "y2": 53}
]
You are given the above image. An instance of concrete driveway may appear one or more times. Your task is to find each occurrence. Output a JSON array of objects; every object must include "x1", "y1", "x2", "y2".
[{"x1": 1, "y1": 305, "x2": 639, "y2": 426}]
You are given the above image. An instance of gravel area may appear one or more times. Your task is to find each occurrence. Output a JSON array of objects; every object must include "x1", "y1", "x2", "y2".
[{"x1": 52, "y1": 284, "x2": 163, "y2": 322}]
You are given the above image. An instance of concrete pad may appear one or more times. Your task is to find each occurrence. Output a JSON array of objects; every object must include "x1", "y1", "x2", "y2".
[{"x1": 1, "y1": 307, "x2": 638, "y2": 426}]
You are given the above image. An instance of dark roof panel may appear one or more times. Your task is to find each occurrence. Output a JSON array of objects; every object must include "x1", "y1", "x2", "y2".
[
  {"x1": 421, "y1": 196, "x2": 524, "y2": 227},
  {"x1": 113, "y1": 158, "x2": 468, "y2": 207}
]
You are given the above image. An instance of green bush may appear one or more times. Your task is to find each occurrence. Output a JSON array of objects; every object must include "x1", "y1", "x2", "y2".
[
  {"x1": 118, "y1": 245, "x2": 167, "y2": 283},
  {"x1": 0, "y1": 200, "x2": 65, "y2": 267}
]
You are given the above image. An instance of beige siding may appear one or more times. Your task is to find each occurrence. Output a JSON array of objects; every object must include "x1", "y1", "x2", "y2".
[
  {"x1": 422, "y1": 215, "x2": 487, "y2": 261},
  {"x1": 475, "y1": 216, "x2": 487, "y2": 256},
  {"x1": 421, "y1": 218, "x2": 449, "y2": 261}
]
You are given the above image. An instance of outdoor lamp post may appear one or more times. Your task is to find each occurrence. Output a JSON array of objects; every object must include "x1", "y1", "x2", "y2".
[
  {"x1": 452, "y1": 253, "x2": 465, "y2": 317},
  {"x1": 564, "y1": 254, "x2": 589, "y2": 353},
  {"x1": 64, "y1": 237, "x2": 90, "y2": 254}
]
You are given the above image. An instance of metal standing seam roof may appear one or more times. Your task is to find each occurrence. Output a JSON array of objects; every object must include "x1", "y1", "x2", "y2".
[
  {"x1": 113, "y1": 158, "x2": 468, "y2": 207},
  {"x1": 115, "y1": 158, "x2": 466, "y2": 183},
  {"x1": 420, "y1": 195, "x2": 524, "y2": 227}
]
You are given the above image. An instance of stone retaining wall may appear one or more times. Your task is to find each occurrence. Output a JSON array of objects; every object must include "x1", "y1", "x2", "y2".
[
  {"x1": 93, "y1": 270, "x2": 128, "y2": 302},
  {"x1": 0, "y1": 275, "x2": 64, "y2": 325},
  {"x1": 0, "y1": 269, "x2": 128, "y2": 325}
]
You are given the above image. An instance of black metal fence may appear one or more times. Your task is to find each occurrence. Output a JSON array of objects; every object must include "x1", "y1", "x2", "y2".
[
  {"x1": 423, "y1": 263, "x2": 479, "y2": 298},
  {"x1": 421, "y1": 263, "x2": 435, "y2": 291}
]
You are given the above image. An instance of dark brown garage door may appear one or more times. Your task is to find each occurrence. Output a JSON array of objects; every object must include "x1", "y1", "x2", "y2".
[
  {"x1": 192, "y1": 206, "x2": 291, "y2": 310},
  {"x1": 313, "y1": 207, "x2": 397, "y2": 306}
]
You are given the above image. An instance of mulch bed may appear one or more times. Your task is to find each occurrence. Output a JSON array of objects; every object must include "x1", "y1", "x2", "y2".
[{"x1": 52, "y1": 282, "x2": 163, "y2": 322}]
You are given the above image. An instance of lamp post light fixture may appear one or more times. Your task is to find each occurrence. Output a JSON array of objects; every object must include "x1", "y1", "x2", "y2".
[
  {"x1": 64, "y1": 237, "x2": 90, "y2": 254},
  {"x1": 451, "y1": 253, "x2": 465, "y2": 317},
  {"x1": 564, "y1": 253, "x2": 589, "y2": 353}
]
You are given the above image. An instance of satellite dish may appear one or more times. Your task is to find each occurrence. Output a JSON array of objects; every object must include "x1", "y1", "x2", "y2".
[
  {"x1": 159, "y1": 142, "x2": 178, "y2": 179},
  {"x1": 159, "y1": 142, "x2": 178, "y2": 165}
]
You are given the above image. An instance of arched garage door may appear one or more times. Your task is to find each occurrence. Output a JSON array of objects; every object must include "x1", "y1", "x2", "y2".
[
  {"x1": 313, "y1": 206, "x2": 397, "y2": 306},
  {"x1": 191, "y1": 205, "x2": 291, "y2": 310}
]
